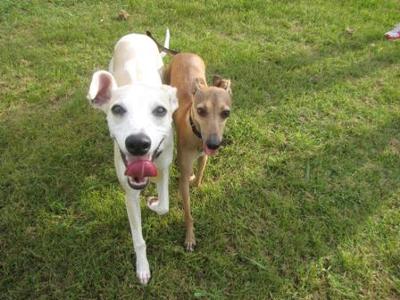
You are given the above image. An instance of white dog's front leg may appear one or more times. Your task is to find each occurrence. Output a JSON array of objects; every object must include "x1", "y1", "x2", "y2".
[
  {"x1": 125, "y1": 190, "x2": 151, "y2": 285},
  {"x1": 147, "y1": 168, "x2": 169, "y2": 215}
]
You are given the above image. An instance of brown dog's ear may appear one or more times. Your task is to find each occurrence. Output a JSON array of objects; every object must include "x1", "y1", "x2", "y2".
[
  {"x1": 212, "y1": 75, "x2": 232, "y2": 95},
  {"x1": 192, "y1": 78, "x2": 206, "y2": 95}
]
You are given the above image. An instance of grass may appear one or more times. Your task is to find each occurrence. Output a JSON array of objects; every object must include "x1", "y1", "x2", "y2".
[{"x1": 1, "y1": 0, "x2": 400, "y2": 298}]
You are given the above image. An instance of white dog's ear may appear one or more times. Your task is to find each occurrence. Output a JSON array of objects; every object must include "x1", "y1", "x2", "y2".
[
  {"x1": 162, "y1": 85, "x2": 178, "y2": 113},
  {"x1": 87, "y1": 71, "x2": 117, "y2": 111}
]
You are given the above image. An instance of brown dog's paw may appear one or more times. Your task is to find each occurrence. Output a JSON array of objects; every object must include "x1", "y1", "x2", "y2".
[
  {"x1": 184, "y1": 234, "x2": 196, "y2": 252},
  {"x1": 192, "y1": 179, "x2": 202, "y2": 188},
  {"x1": 189, "y1": 174, "x2": 196, "y2": 182},
  {"x1": 185, "y1": 240, "x2": 196, "y2": 252}
]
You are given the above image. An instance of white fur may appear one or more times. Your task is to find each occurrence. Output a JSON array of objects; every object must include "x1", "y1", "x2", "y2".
[{"x1": 87, "y1": 31, "x2": 177, "y2": 285}]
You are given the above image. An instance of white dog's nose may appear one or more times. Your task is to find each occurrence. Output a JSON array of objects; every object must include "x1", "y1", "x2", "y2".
[{"x1": 125, "y1": 134, "x2": 151, "y2": 156}]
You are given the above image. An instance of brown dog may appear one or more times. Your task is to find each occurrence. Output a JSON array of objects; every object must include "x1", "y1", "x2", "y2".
[{"x1": 164, "y1": 53, "x2": 232, "y2": 251}]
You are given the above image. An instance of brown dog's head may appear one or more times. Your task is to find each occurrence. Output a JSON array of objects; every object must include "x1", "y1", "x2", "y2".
[{"x1": 191, "y1": 75, "x2": 232, "y2": 156}]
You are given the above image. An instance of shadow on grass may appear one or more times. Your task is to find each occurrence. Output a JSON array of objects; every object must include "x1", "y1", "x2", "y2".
[
  {"x1": 1, "y1": 35, "x2": 400, "y2": 298},
  {"x1": 187, "y1": 118, "x2": 400, "y2": 297}
]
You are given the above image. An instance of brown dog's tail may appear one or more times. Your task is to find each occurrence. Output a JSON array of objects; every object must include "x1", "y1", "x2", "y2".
[{"x1": 146, "y1": 29, "x2": 179, "y2": 57}]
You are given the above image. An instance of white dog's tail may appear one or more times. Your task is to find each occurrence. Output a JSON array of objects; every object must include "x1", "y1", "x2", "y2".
[
  {"x1": 146, "y1": 29, "x2": 179, "y2": 57},
  {"x1": 160, "y1": 28, "x2": 170, "y2": 58}
]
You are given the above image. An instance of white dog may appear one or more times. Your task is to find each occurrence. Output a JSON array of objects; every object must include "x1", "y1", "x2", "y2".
[{"x1": 87, "y1": 30, "x2": 178, "y2": 285}]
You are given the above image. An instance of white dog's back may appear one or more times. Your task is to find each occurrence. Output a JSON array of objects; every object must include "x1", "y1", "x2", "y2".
[{"x1": 110, "y1": 34, "x2": 163, "y2": 86}]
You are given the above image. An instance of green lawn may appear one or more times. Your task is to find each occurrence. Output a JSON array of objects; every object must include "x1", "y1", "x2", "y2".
[{"x1": 1, "y1": 0, "x2": 400, "y2": 298}]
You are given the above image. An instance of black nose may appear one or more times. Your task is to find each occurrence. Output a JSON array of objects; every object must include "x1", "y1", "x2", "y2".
[
  {"x1": 125, "y1": 134, "x2": 151, "y2": 156},
  {"x1": 206, "y1": 134, "x2": 221, "y2": 150}
]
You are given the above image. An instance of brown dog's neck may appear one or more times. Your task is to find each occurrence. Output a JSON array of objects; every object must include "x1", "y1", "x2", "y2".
[{"x1": 188, "y1": 106, "x2": 202, "y2": 139}]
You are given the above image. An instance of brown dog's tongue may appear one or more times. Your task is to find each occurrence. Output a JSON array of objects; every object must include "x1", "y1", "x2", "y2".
[
  {"x1": 203, "y1": 145, "x2": 217, "y2": 156},
  {"x1": 124, "y1": 160, "x2": 157, "y2": 178}
]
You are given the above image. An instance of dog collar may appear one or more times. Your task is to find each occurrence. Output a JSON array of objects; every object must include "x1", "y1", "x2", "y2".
[{"x1": 189, "y1": 115, "x2": 202, "y2": 139}]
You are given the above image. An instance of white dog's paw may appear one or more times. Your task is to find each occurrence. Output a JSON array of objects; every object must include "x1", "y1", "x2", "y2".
[
  {"x1": 136, "y1": 260, "x2": 151, "y2": 285},
  {"x1": 137, "y1": 270, "x2": 151, "y2": 285},
  {"x1": 146, "y1": 197, "x2": 168, "y2": 215}
]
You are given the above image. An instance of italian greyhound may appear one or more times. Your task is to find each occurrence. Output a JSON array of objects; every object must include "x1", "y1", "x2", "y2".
[{"x1": 165, "y1": 53, "x2": 232, "y2": 251}]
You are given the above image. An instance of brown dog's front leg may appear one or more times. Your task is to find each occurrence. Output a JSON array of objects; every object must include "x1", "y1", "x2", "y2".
[
  {"x1": 193, "y1": 154, "x2": 208, "y2": 187},
  {"x1": 178, "y1": 150, "x2": 196, "y2": 251}
]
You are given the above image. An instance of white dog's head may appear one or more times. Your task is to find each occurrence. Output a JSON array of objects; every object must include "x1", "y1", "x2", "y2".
[{"x1": 88, "y1": 70, "x2": 178, "y2": 190}]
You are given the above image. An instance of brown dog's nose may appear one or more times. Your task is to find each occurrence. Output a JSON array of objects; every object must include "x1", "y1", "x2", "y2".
[{"x1": 205, "y1": 134, "x2": 221, "y2": 150}]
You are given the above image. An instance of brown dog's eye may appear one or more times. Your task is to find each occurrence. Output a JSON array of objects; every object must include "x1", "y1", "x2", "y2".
[
  {"x1": 221, "y1": 110, "x2": 230, "y2": 119},
  {"x1": 197, "y1": 107, "x2": 207, "y2": 117}
]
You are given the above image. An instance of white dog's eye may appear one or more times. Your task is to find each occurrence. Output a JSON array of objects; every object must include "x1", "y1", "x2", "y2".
[
  {"x1": 153, "y1": 106, "x2": 167, "y2": 117},
  {"x1": 111, "y1": 104, "x2": 126, "y2": 115}
]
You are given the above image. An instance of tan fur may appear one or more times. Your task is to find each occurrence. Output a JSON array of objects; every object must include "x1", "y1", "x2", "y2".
[{"x1": 165, "y1": 53, "x2": 232, "y2": 251}]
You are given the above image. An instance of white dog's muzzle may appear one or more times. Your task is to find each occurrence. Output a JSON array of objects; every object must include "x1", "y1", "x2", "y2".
[{"x1": 116, "y1": 137, "x2": 165, "y2": 190}]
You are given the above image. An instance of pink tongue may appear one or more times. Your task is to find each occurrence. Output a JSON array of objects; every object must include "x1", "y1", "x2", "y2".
[
  {"x1": 124, "y1": 160, "x2": 157, "y2": 178},
  {"x1": 203, "y1": 145, "x2": 217, "y2": 156}
]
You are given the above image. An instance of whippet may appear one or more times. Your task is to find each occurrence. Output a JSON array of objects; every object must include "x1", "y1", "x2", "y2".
[
  {"x1": 165, "y1": 53, "x2": 232, "y2": 251},
  {"x1": 87, "y1": 30, "x2": 178, "y2": 285}
]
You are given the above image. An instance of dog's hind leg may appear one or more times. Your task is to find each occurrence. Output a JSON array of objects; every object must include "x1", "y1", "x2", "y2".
[
  {"x1": 193, "y1": 154, "x2": 208, "y2": 187},
  {"x1": 125, "y1": 190, "x2": 151, "y2": 285},
  {"x1": 147, "y1": 167, "x2": 169, "y2": 215}
]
